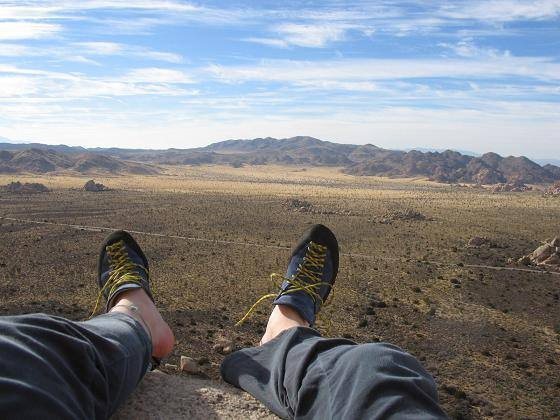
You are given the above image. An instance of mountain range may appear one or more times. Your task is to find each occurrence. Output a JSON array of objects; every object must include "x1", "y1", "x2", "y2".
[{"x1": 1, "y1": 136, "x2": 559, "y2": 184}]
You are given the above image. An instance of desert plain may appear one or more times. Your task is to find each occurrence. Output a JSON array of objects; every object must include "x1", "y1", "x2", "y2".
[{"x1": 0, "y1": 164, "x2": 559, "y2": 419}]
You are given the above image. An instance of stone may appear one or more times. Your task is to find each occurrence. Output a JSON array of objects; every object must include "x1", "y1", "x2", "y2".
[
  {"x1": 532, "y1": 244, "x2": 554, "y2": 263},
  {"x1": 213, "y1": 339, "x2": 234, "y2": 355},
  {"x1": 84, "y1": 179, "x2": 108, "y2": 192},
  {"x1": 551, "y1": 237, "x2": 560, "y2": 247},
  {"x1": 517, "y1": 255, "x2": 531, "y2": 266},
  {"x1": 180, "y1": 356, "x2": 199, "y2": 374},
  {"x1": 492, "y1": 182, "x2": 531, "y2": 193},
  {"x1": 4, "y1": 181, "x2": 49, "y2": 194},
  {"x1": 542, "y1": 253, "x2": 560, "y2": 266},
  {"x1": 467, "y1": 237, "x2": 487, "y2": 247}
]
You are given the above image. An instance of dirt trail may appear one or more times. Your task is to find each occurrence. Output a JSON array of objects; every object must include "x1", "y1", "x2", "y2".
[{"x1": 114, "y1": 371, "x2": 277, "y2": 419}]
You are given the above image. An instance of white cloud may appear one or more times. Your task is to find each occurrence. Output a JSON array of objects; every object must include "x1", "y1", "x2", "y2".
[
  {"x1": 207, "y1": 56, "x2": 560, "y2": 85},
  {"x1": 0, "y1": 64, "x2": 195, "y2": 99},
  {"x1": 274, "y1": 22, "x2": 349, "y2": 48},
  {"x1": 0, "y1": 76, "x2": 40, "y2": 97},
  {"x1": 125, "y1": 68, "x2": 193, "y2": 84},
  {"x1": 64, "y1": 55, "x2": 101, "y2": 65},
  {"x1": 75, "y1": 41, "x2": 184, "y2": 63},
  {"x1": 0, "y1": 43, "x2": 30, "y2": 56},
  {"x1": 76, "y1": 41, "x2": 123, "y2": 54},
  {"x1": 0, "y1": 4, "x2": 65, "y2": 20},
  {"x1": 438, "y1": 39, "x2": 508, "y2": 58},
  {"x1": 0, "y1": 21, "x2": 62, "y2": 40},
  {"x1": 0, "y1": 1, "x2": 248, "y2": 29},
  {"x1": 294, "y1": 80, "x2": 378, "y2": 92},
  {"x1": 243, "y1": 22, "x2": 360, "y2": 49},
  {"x1": 0, "y1": 41, "x2": 183, "y2": 64},
  {"x1": 440, "y1": 0, "x2": 560, "y2": 22},
  {"x1": 242, "y1": 37, "x2": 289, "y2": 48}
]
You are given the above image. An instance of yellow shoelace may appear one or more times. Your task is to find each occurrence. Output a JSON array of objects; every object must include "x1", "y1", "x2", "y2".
[
  {"x1": 90, "y1": 240, "x2": 147, "y2": 317},
  {"x1": 236, "y1": 241, "x2": 331, "y2": 326}
]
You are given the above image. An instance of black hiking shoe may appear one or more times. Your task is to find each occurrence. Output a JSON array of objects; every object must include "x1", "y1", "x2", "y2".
[
  {"x1": 93, "y1": 230, "x2": 154, "y2": 314},
  {"x1": 272, "y1": 224, "x2": 339, "y2": 326},
  {"x1": 235, "y1": 224, "x2": 339, "y2": 327}
]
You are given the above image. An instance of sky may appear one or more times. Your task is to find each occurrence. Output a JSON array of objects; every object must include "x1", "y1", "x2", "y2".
[{"x1": 0, "y1": 0, "x2": 559, "y2": 159}]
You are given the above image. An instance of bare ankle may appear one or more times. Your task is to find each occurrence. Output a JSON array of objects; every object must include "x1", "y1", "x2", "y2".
[
  {"x1": 110, "y1": 289, "x2": 175, "y2": 359},
  {"x1": 260, "y1": 305, "x2": 309, "y2": 345}
]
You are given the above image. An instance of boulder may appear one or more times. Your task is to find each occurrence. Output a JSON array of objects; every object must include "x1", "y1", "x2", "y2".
[
  {"x1": 542, "y1": 253, "x2": 560, "y2": 266},
  {"x1": 84, "y1": 180, "x2": 108, "y2": 192},
  {"x1": 4, "y1": 181, "x2": 49, "y2": 193},
  {"x1": 532, "y1": 244, "x2": 554, "y2": 263},
  {"x1": 492, "y1": 181, "x2": 531, "y2": 193},
  {"x1": 517, "y1": 255, "x2": 531, "y2": 266},
  {"x1": 545, "y1": 182, "x2": 560, "y2": 196}
]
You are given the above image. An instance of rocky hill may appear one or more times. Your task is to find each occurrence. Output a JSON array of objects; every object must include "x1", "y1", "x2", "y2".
[
  {"x1": 0, "y1": 148, "x2": 158, "y2": 175},
  {"x1": 344, "y1": 150, "x2": 560, "y2": 184},
  {"x1": 197, "y1": 137, "x2": 560, "y2": 184},
  {"x1": 1, "y1": 137, "x2": 558, "y2": 184}
]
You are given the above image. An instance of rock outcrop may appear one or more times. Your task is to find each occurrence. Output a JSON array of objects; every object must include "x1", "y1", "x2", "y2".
[
  {"x1": 544, "y1": 182, "x2": 560, "y2": 196},
  {"x1": 3, "y1": 181, "x2": 49, "y2": 193},
  {"x1": 516, "y1": 238, "x2": 560, "y2": 271},
  {"x1": 492, "y1": 181, "x2": 532, "y2": 193},
  {"x1": 84, "y1": 180, "x2": 108, "y2": 192}
]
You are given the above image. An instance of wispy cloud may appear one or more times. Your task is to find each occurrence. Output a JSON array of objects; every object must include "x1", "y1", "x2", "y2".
[
  {"x1": 242, "y1": 37, "x2": 289, "y2": 49},
  {"x1": 207, "y1": 56, "x2": 560, "y2": 85},
  {"x1": 74, "y1": 42, "x2": 184, "y2": 63},
  {"x1": 0, "y1": 21, "x2": 62, "y2": 40},
  {"x1": 0, "y1": 64, "x2": 196, "y2": 100},
  {"x1": 0, "y1": 40, "x2": 183, "y2": 64},
  {"x1": 438, "y1": 39, "x2": 509, "y2": 58},
  {"x1": 440, "y1": 0, "x2": 560, "y2": 22},
  {"x1": 124, "y1": 67, "x2": 193, "y2": 84},
  {"x1": 272, "y1": 23, "x2": 351, "y2": 48}
]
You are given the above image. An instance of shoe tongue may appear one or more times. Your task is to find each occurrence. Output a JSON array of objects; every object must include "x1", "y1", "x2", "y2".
[{"x1": 285, "y1": 243, "x2": 325, "y2": 282}]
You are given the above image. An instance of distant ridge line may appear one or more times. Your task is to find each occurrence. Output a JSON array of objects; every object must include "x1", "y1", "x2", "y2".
[
  {"x1": 2, "y1": 216, "x2": 558, "y2": 277},
  {"x1": 1, "y1": 136, "x2": 559, "y2": 184}
]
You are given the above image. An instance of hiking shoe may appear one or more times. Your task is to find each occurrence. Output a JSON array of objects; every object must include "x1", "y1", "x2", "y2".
[
  {"x1": 272, "y1": 224, "x2": 339, "y2": 326},
  {"x1": 94, "y1": 230, "x2": 154, "y2": 314}
]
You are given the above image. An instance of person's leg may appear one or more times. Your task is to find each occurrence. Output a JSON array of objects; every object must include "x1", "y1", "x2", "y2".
[
  {"x1": 222, "y1": 305, "x2": 445, "y2": 419},
  {"x1": 0, "y1": 231, "x2": 174, "y2": 419},
  {"x1": 222, "y1": 224, "x2": 445, "y2": 419},
  {"x1": 0, "y1": 289, "x2": 174, "y2": 419}
]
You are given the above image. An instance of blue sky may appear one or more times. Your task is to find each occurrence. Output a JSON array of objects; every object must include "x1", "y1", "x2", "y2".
[{"x1": 0, "y1": 1, "x2": 559, "y2": 158}]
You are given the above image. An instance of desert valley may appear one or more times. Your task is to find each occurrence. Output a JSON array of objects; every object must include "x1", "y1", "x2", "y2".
[{"x1": 1, "y1": 137, "x2": 559, "y2": 418}]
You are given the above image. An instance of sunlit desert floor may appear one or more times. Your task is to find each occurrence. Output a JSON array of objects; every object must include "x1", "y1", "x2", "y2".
[{"x1": 1, "y1": 165, "x2": 559, "y2": 419}]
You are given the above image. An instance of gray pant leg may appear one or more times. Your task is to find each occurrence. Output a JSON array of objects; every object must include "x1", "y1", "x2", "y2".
[
  {"x1": 221, "y1": 327, "x2": 446, "y2": 419},
  {"x1": 0, "y1": 312, "x2": 151, "y2": 419}
]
